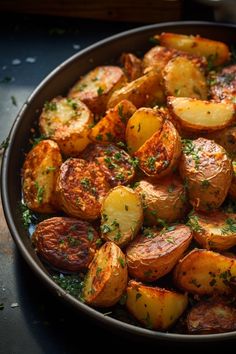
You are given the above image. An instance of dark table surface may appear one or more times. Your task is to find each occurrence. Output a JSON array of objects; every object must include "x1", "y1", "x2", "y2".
[{"x1": 1, "y1": 9, "x2": 236, "y2": 354}]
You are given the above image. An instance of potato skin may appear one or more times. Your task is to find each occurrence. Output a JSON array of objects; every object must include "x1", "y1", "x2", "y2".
[
  {"x1": 120, "y1": 52, "x2": 142, "y2": 81},
  {"x1": 56, "y1": 158, "x2": 110, "y2": 220},
  {"x1": 210, "y1": 64, "x2": 236, "y2": 102},
  {"x1": 180, "y1": 138, "x2": 232, "y2": 211},
  {"x1": 206, "y1": 126, "x2": 236, "y2": 159},
  {"x1": 229, "y1": 161, "x2": 236, "y2": 198},
  {"x1": 22, "y1": 139, "x2": 62, "y2": 213},
  {"x1": 83, "y1": 241, "x2": 128, "y2": 307},
  {"x1": 32, "y1": 217, "x2": 98, "y2": 272},
  {"x1": 126, "y1": 224, "x2": 192, "y2": 282}
]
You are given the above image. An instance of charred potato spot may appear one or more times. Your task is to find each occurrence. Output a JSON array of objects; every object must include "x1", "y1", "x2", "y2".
[
  {"x1": 120, "y1": 52, "x2": 143, "y2": 81},
  {"x1": 32, "y1": 217, "x2": 98, "y2": 272}
]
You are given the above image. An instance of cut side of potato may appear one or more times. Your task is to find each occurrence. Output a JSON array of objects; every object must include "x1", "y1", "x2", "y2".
[
  {"x1": 174, "y1": 249, "x2": 236, "y2": 295},
  {"x1": 120, "y1": 52, "x2": 143, "y2": 81},
  {"x1": 22, "y1": 139, "x2": 62, "y2": 213},
  {"x1": 126, "y1": 224, "x2": 192, "y2": 282},
  {"x1": 126, "y1": 280, "x2": 188, "y2": 331},
  {"x1": 83, "y1": 241, "x2": 128, "y2": 307},
  {"x1": 101, "y1": 186, "x2": 143, "y2": 247},
  {"x1": 125, "y1": 107, "x2": 164, "y2": 154},
  {"x1": 168, "y1": 96, "x2": 235, "y2": 132}
]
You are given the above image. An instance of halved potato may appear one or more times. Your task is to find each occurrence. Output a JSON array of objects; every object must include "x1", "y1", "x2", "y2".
[
  {"x1": 22, "y1": 139, "x2": 62, "y2": 213},
  {"x1": 100, "y1": 186, "x2": 143, "y2": 247},
  {"x1": 125, "y1": 107, "x2": 164, "y2": 154},
  {"x1": 68, "y1": 65, "x2": 127, "y2": 114},
  {"x1": 174, "y1": 249, "x2": 236, "y2": 295},
  {"x1": 126, "y1": 224, "x2": 192, "y2": 282},
  {"x1": 163, "y1": 56, "x2": 208, "y2": 99},
  {"x1": 56, "y1": 158, "x2": 110, "y2": 220},
  {"x1": 168, "y1": 96, "x2": 235, "y2": 132},
  {"x1": 83, "y1": 241, "x2": 128, "y2": 307},
  {"x1": 210, "y1": 64, "x2": 236, "y2": 102},
  {"x1": 39, "y1": 96, "x2": 94, "y2": 156},
  {"x1": 120, "y1": 52, "x2": 142, "y2": 81},
  {"x1": 126, "y1": 280, "x2": 188, "y2": 331},
  {"x1": 89, "y1": 99, "x2": 136, "y2": 144},
  {"x1": 188, "y1": 210, "x2": 236, "y2": 251},
  {"x1": 135, "y1": 120, "x2": 182, "y2": 178}
]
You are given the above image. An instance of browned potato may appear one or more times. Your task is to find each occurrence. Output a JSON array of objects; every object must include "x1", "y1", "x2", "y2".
[
  {"x1": 79, "y1": 143, "x2": 135, "y2": 187},
  {"x1": 180, "y1": 138, "x2": 232, "y2": 211},
  {"x1": 126, "y1": 280, "x2": 188, "y2": 331},
  {"x1": 39, "y1": 96, "x2": 94, "y2": 156},
  {"x1": 206, "y1": 126, "x2": 236, "y2": 158},
  {"x1": 126, "y1": 224, "x2": 192, "y2": 282},
  {"x1": 22, "y1": 139, "x2": 62, "y2": 213},
  {"x1": 100, "y1": 186, "x2": 143, "y2": 247},
  {"x1": 135, "y1": 120, "x2": 182, "y2": 178},
  {"x1": 188, "y1": 210, "x2": 236, "y2": 251},
  {"x1": 89, "y1": 99, "x2": 136, "y2": 144},
  {"x1": 187, "y1": 300, "x2": 236, "y2": 334},
  {"x1": 210, "y1": 64, "x2": 236, "y2": 102},
  {"x1": 174, "y1": 249, "x2": 236, "y2": 295},
  {"x1": 83, "y1": 241, "x2": 128, "y2": 307},
  {"x1": 32, "y1": 217, "x2": 98, "y2": 272},
  {"x1": 120, "y1": 52, "x2": 142, "y2": 81},
  {"x1": 229, "y1": 161, "x2": 236, "y2": 198},
  {"x1": 56, "y1": 158, "x2": 110, "y2": 220},
  {"x1": 107, "y1": 69, "x2": 165, "y2": 109},
  {"x1": 135, "y1": 175, "x2": 188, "y2": 226},
  {"x1": 69, "y1": 66, "x2": 127, "y2": 114}
]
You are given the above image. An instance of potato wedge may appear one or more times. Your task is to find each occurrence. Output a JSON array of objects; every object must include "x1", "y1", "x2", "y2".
[
  {"x1": 89, "y1": 99, "x2": 136, "y2": 144},
  {"x1": 126, "y1": 224, "x2": 192, "y2": 282},
  {"x1": 22, "y1": 139, "x2": 62, "y2": 213},
  {"x1": 206, "y1": 126, "x2": 236, "y2": 158},
  {"x1": 83, "y1": 241, "x2": 128, "y2": 307},
  {"x1": 187, "y1": 299, "x2": 236, "y2": 334},
  {"x1": 39, "y1": 96, "x2": 94, "y2": 156},
  {"x1": 188, "y1": 210, "x2": 236, "y2": 251},
  {"x1": 107, "y1": 69, "x2": 165, "y2": 109},
  {"x1": 157, "y1": 32, "x2": 230, "y2": 66},
  {"x1": 174, "y1": 249, "x2": 236, "y2": 295},
  {"x1": 126, "y1": 280, "x2": 188, "y2": 331},
  {"x1": 135, "y1": 120, "x2": 182, "y2": 178},
  {"x1": 69, "y1": 66, "x2": 127, "y2": 114},
  {"x1": 210, "y1": 64, "x2": 236, "y2": 102},
  {"x1": 135, "y1": 175, "x2": 188, "y2": 226},
  {"x1": 100, "y1": 186, "x2": 143, "y2": 247},
  {"x1": 120, "y1": 52, "x2": 142, "y2": 81},
  {"x1": 168, "y1": 96, "x2": 235, "y2": 132},
  {"x1": 56, "y1": 158, "x2": 110, "y2": 220},
  {"x1": 180, "y1": 138, "x2": 232, "y2": 211},
  {"x1": 32, "y1": 217, "x2": 98, "y2": 272},
  {"x1": 125, "y1": 107, "x2": 164, "y2": 154}
]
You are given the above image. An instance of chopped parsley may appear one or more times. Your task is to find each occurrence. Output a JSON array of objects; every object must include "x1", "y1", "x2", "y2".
[
  {"x1": 11, "y1": 95, "x2": 17, "y2": 106},
  {"x1": 44, "y1": 101, "x2": 57, "y2": 112},
  {"x1": 66, "y1": 98, "x2": 78, "y2": 110},
  {"x1": 21, "y1": 203, "x2": 33, "y2": 228},
  {"x1": 96, "y1": 134, "x2": 103, "y2": 141},
  {"x1": 67, "y1": 235, "x2": 80, "y2": 247},
  {"x1": 118, "y1": 257, "x2": 125, "y2": 268},
  {"x1": 182, "y1": 139, "x2": 200, "y2": 169},
  {"x1": 97, "y1": 86, "x2": 104, "y2": 95},
  {"x1": 52, "y1": 274, "x2": 84, "y2": 300},
  {"x1": 0, "y1": 303, "x2": 4, "y2": 310},
  {"x1": 0, "y1": 137, "x2": 9, "y2": 150},
  {"x1": 96, "y1": 267, "x2": 102, "y2": 276},
  {"x1": 101, "y1": 224, "x2": 112, "y2": 234},
  {"x1": 118, "y1": 104, "x2": 127, "y2": 123},
  {"x1": 129, "y1": 157, "x2": 139, "y2": 168},
  {"x1": 87, "y1": 227, "x2": 94, "y2": 241},
  {"x1": 186, "y1": 215, "x2": 202, "y2": 232},
  {"x1": 35, "y1": 181, "x2": 44, "y2": 204},
  {"x1": 143, "y1": 227, "x2": 156, "y2": 239},
  {"x1": 221, "y1": 218, "x2": 236, "y2": 234},
  {"x1": 32, "y1": 134, "x2": 48, "y2": 147},
  {"x1": 201, "y1": 179, "x2": 210, "y2": 188},
  {"x1": 80, "y1": 178, "x2": 91, "y2": 190},
  {"x1": 146, "y1": 156, "x2": 156, "y2": 171}
]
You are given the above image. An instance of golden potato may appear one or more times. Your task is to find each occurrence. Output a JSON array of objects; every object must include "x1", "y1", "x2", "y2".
[
  {"x1": 126, "y1": 224, "x2": 192, "y2": 282},
  {"x1": 120, "y1": 52, "x2": 142, "y2": 81},
  {"x1": 83, "y1": 241, "x2": 128, "y2": 307},
  {"x1": 100, "y1": 186, "x2": 143, "y2": 247},
  {"x1": 39, "y1": 96, "x2": 94, "y2": 156},
  {"x1": 22, "y1": 139, "x2": 62, "y2": 213},
  {"x1": 174, "y1": 249, "x2": 236, "y2": 295},
  {"x1": 135, "y1": 120, "x2": 182, "y2": 178},
  {"x1": 126, "y1": 280, "x2": 188, "y2": 331},
  {"x1": 180, "y1": 138, "x2": 232, "y2": 211},
  {"x1": 69, "y1": 66, "x2": 127, "y2": 114},
  {"x1": 229, "y1": 161, "x2": 236, "y2": 199},
  {"x1": 56, "y1": 158, "x2": 110, "y2": 220},
  {"x1": 210, "y1": 64, "x2": 236, "y2": 102},
  {"x1": 206, "y1": 126, "x2": 236, "y2": 159}
]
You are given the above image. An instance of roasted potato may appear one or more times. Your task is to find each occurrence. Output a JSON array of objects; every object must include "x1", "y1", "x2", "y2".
[
  {"x1": 83, "y1": 241, "x2": 128, "y2": 307},
  {"x1": 180, "y1": 138, "x2": 233, "y2": 211},
  {"x1": 229, "y1": 161, "x2": 236, "y2": 199},
  {"x1": 206, "y1": 126, "x2": 236, "y2": 158},
  {"x1": 174, "y1": 249, "x2": 236, "y2": 295},
  {"x1": 125, "y1": 107, "x2": 164, "y2": 154},
  {"x1": 89, "y1": 99, "x2": 136, "y2": 144},
  {"x1": 188, "y1": 210, "x2": 236, "y2": 251},
  {"x1": 135, "y1": 175, "x2": 188, "y2": 226},
  {"x1": 126, "y1": 224, "x2": 192, "y2": 282},
  {"x1": 126, "y1": 280, "x2": 188, "y2": 331},
  {"x1": 39, "y1": 96, "x2": 94, "y2": 156},
  {"x1": 56, "y1": 158, "x2": 110, "y2": 220},
  {"x1": 187, "y1": 299, "x2": 236, "y2": 334},
  {"x1": 135, "y1": 120, "x2": 182, "y2": 178},
  {"x1": 100, "y1": 186, "x2": 143, "y2": 247},
  {"x1": 69, "y1": 66, "x2": 127, "y2": 114},
  {"x1": 168, "y1": 97, "x2": 235, "y2": 132},
  {"x1": 22, "y1": 139, "x2": 62, "y2": 213},
  {"x1": 32, "y1": 217, "x2": 98, "y2": 272},
  {"x1": 120, "y1": 52, "x2": 143, "y2": 81},
  {"x1": 210, "y1": 64, "x2": 236, "y2": 102}
]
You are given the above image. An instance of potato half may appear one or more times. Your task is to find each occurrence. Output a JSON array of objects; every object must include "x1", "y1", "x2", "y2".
[
  {"x1": 126, "y1": 280, "x2": 188, "y2": 331},
  {"x1": 83, "y1": 241, "x2": 128, "y2": 307}
]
